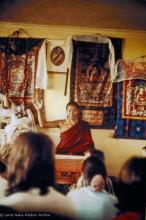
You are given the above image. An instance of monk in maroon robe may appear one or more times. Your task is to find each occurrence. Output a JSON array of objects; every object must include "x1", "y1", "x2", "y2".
[
  {"x1": 33, "y1": 99, "x2": 94, "y2": 155},
  {"x1": 56, "y1": 120, "x2": 94, "y2": 155}
]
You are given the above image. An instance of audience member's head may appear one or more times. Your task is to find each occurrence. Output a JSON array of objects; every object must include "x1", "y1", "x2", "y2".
[
  {"x1": 117, "y1": 156, "x2": 146, "y2": 217},
  {"x1": 7, "y1": 132, "x2": 55, "y2": 195},
  {"x1": 119, "y1": 156, "x2": 146, "y2": 184},
  {"x1": 141, "y1": 146, "x2": 146, "y2": 157},
  {"x1": 82, "y1": 156, "x2": 107, "y2": 186},
  {"x1": 84, "y1": 149, "x2": 105, "y2": 161}
]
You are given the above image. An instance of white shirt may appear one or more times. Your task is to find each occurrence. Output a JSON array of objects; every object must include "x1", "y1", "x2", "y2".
[
  {"x1": 0, "y1": 187, "x2": 77, "y2": 219},
  {"x1": 67, "y1": 186, "x2": 118, "y2": 220}
]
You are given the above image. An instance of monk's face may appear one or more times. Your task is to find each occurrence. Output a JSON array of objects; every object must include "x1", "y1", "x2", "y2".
[{"x1": 67, "y1": 104, "x2": 80, "y2": 120}]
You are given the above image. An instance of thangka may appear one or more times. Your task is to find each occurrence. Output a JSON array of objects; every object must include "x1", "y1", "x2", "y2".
[
  {"x1": 114, "y1": 57, "x2": 146, "y2": 139},
  {"x1": 122, "y1": 80, "x2": 146, "y2": 120},
  {"x1": 114, "y1": 58, "x2": 146, "y2": 82},
  {"x1": 114, "y1": 81, "x2": 146, "y2": 139},
  {"x1": 0, "y1": 38, "x2": 47, "y2": 102},
  {"x1": 70, "y1": 34, "x2": 122, "y2": 128}
]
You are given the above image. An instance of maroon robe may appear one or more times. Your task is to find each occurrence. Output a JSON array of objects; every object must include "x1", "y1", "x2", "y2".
[{"x1": 56, "y1": 120, "x2": 94, "y2": 155}]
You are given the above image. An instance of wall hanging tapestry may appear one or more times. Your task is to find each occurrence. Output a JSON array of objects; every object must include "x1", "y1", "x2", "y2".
[
  {"x1": 0, "y1": 37, "x2": 47, "y2": 103},
  {"x1": 114, "y1": 57, "x2": 146, "y2": 82},
  {"x1": 70, "y1": 34, "x2": 122, "y2": 128},
  {"x1": 114, "y1": 58, "x2": 146, "y2": 139}
]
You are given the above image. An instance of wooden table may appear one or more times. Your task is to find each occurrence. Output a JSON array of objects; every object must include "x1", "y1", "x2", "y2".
[{"x1": 55, "y1": 155, "x2": 84, "y2": 185}]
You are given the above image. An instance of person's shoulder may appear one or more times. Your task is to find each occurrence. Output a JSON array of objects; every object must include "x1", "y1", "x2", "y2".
[
  {"x1": 0, "y1": 191, "x2": 28, "y2": 206},
  {"x1": 80, "y1": 120, "x2": 89, "y2": 126},
  {"x1": 67, "y1": 186, "x2": 88, "y2": 197},
  {"x1": 80, "y1": 120, "x2": 90, "y2": 128},
  {"x1": 101, "y1": 190, "x2": 118, "y2": 203},
  {"x1": 49, "y1": 187, "x2": 78, "y2": 204},
  {"x1": 67, "y1": 187, "x2": 80, "y2": 197},
  {"x1": 76, "y1": 175, "x2": 85, "y2": 188}
]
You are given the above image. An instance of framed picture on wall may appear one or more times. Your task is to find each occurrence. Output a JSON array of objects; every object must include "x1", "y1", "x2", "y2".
[{"x1": 47, "y1": 40, "x2": 69, "y2": 73}]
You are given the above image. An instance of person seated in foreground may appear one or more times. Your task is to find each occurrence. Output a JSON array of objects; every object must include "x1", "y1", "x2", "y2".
[
  {"x1": 0, "y1": 132, "x2": 77, "y2": 220},
  {"x1": 113, "y1": 156, "x2": 146, "y2": 220},
  {"x1": 33, "y1": 98, "x2": 95, "y2": 155},
  {"x1": 67, "y1": 156, "x2": 118, "y2": 220},
  {"x1": 76, "y1": 149, "x2": 104, "y2": 188},
  {"x1": 76, "y1": 149, "x2": 117, "y2": 195}
]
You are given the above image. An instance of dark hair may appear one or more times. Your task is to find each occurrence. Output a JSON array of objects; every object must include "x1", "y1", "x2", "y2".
[
  {"x1": 66, "y1": 101, "x2": 80, "y2": 110},
  {"x1": 86, "y1": 149, "x2": 105, "y2": 161},
  {"x1": 119, "y1": 156, "x2": 146, "y2": 184},
  {"x1": 0, "y1": 161, "x2": 7, "y2": 173},
  {"x1": 117, "y1": 157, "x2": 146, "y2": 216},
  {"x1": 82, "y1": 156, "x2": 107, "y2": 185},
  {"x1": 7, "y1": 132, "x2": 55, "y2": 195},
  {"x1": 142, "y1": 146, "x2": 146, "y2": 151}
]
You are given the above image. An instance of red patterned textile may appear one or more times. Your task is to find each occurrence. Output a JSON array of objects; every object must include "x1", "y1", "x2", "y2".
[
  {"x1": 73, "y1": 41, "x2": 113, "y2": 108},
  {"x1": 114, "y1": 57, "x2": 146, "y2": 139},
  {"x1": 0, "y1": 38, "x2": 43, "y2": 102},
  {"x1": 122, "y1": 80, "x2": 146, "y2": 120},
  {"x1": 114, "y1": 81, "x2": 146, "y2": 139},
  {"x1": 70, "y1": 37, "x2": 123, "y2": 128},
  {"x1": 114, "y1": 59, "x2": 146, "y2": 82},
  {"x1": 56, "y1": 120, "x2": 94, "y2": 155}
]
